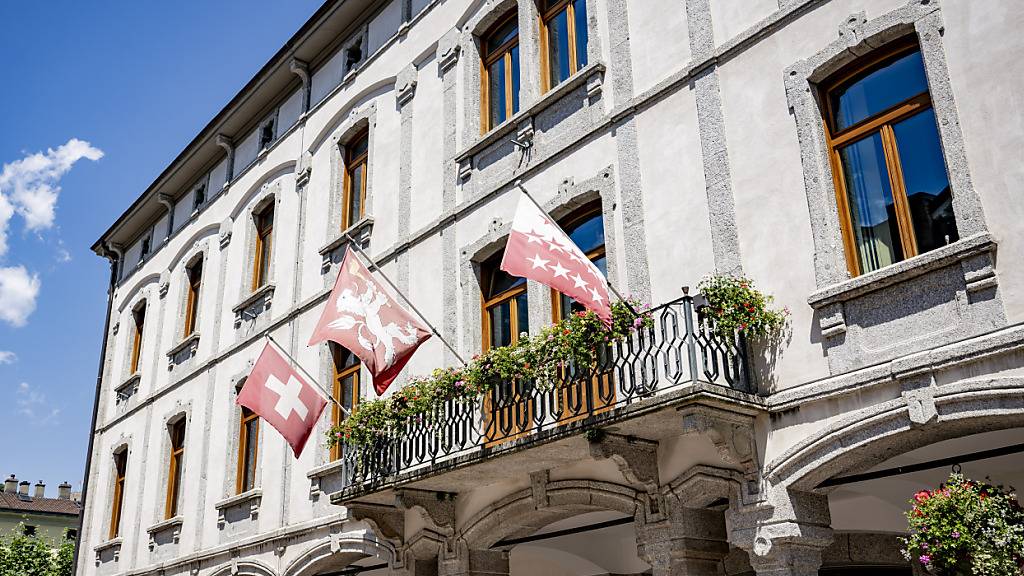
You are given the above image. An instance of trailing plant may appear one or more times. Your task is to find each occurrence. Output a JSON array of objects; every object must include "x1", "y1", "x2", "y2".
[
  {"x1": 328, "y1": 300, "x2": 653, "y2": 448},
  {"x1": 901, "y1": 472, "x2": 1024, "y2": 576},
  {"x1": 0, "y1": 524, "x2": 73, "y2": 576},
  {"x1": 697, "y1": 275, "x2": 788, "y2": 341}
]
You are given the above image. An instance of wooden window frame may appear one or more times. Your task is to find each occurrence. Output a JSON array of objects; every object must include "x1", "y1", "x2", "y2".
[
  {"x1": 538, "y1": 0, "x2": 586, "y2": 93},
  {"x1": 329, "y1": 348, "x2": 361, "y2": 462},
  {"x1": 821, "y1": 39, "x2": 937, "y2": 277},
  {"x1": 236, "y1": 407, "x2": 260, "y2": 494},
  {"x1": 252, "y1": 204, "x2": 274, "y2": 291},
  {"x1": 109, "y1": 451, "x2": 127, "y2": 540},
  {"x1": 165, "y1": 419, "x2": 185, "y2": 519},
  {"x1": 480, "y1": 13, "x2": 520, "y2": 134},
  {"x1": 342, "y1": 130, "x2": 369, "y2": 230},
  {"x1": 129, "y1": 303, "x2": 146, "y2": 374},
  {"x1": 481, "y1": 281, "x2": 528, "y2": 351},
  {"x1": 550, "y1": 206, "x2": 605, "y2": 323},
  {"x1": 183, "y1": 258, "x2": 202, "y2": 338}
]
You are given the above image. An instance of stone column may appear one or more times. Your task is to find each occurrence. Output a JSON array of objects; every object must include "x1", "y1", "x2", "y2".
[
  {"x1": 437, "y1": 29, "x2": 462, "y2": 365},
  {"x1": 395, "y1": 63, "x2": 418, "y2": 294},
  {"x1": 728, "y1": 489, "x2": 833, "y2": 576},
  {"x1": 438, "y1": 539, "x2": 509, "y2": 576},
  {"x1": 637, "y1": 504, "x2": 730, "y2": 576}
]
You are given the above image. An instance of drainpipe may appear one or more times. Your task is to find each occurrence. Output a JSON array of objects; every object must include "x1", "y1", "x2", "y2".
[{"x1": 73, "y1": 243, "x2": 118, "y2": 573}]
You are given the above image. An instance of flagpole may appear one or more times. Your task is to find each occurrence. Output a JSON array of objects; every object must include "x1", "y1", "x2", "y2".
[
  {"x1": 514, "y1": 181, "x2": 640, "y2": 317},
  {"x1": 265, "y1": 334, "x2": 351, "y2": 417},
  {"x1": 342, "y1": 234, "x2": 468, "y2": 365}
]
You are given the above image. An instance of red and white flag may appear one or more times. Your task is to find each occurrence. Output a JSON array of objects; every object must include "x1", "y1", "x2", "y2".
[
  {"x1": 308, "y1": 250, "x2": 432, "y2": 395},
  {"x1": 501, "y1": 194, "x2": 612, "y2": 324},
  {"x1": 237, "y1": 342, "x2": 328, "y2": 457}
]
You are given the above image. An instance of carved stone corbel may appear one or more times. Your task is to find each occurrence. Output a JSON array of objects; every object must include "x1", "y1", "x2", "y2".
[
  {"x1": 395, "y1": 488, "x2": 456, "y2": 535},
  {"x1": 348, "y1": 502, "x2": 405, "y2": 548},
  {"x1": 679, "y1": 405, "x2": 759, "y2": 481},
  {"x1": 588, "y1": 433, "x2": 660, "y2": 495}
]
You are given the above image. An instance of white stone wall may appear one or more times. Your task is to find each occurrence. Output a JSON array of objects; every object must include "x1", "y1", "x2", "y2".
[{"x1": 81, "y1": 0, "x2": 1024, "y2": 574}]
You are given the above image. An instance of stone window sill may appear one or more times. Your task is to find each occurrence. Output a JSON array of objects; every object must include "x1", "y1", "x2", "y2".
[
  {"x1": 115, "y1": 373, "x2": 141, "y2": 403},
  {"x1": 232, "y1": 283, "x2": 276, "y2": 314},
  {"x1": 93, "y1": 537, "x2": 122, "y2": 554},
  {"x1": 145, "y1": 516, "x2": 184, "y2": 535},
  {"x1": 307, "y1": 459, "x2": 345, "y2": 481},
  {"x1": 214, "y1": 488, "x2": 262, "y2": 511},
  {"x1": 455, "y1": 62, "x2": 605, "y2": 166},
  {"x1": 318, "y1": 216, "x2": 375, "y2": 258},
  {"x1": 165, "y1": 332, "x2": 200, "y2": 358},
  {"x1": 807, "y1": 232, "x2": 997, "y2": 309}
]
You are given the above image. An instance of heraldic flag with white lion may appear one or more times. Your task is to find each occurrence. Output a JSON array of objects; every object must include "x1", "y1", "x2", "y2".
[{"x1": 308, "y1": 250, "x2": 432, "y2": 395}]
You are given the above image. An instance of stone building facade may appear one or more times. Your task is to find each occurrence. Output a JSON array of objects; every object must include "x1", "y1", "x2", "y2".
[{"x1": 80, "y1": 0, "x2": 1024, "y2": 575}]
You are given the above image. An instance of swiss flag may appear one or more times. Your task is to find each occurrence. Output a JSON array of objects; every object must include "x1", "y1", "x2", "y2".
[
  {"x1": 501, "y1": 193, "x2": 612, "y2": 323},
  {"x1": 308, "y1": 250, "x2": 432, "y2": 395},
  {"x1": 237, "y1": 342, "x2": 328, "y2": 457}
]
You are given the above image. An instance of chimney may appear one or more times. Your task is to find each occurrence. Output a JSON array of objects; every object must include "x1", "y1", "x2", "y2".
[
  {"x1": 18, "y1": 480, "x2": 30, "y2": 496},
  {"x1": 3, "y1": 474, "x2": 15, "y2": 493},
  {"x1": 58, "y1": 482, "x2": 71, "y2": 500},
  {"x1": 34, "y1": 481, "x2": 45, "y2": 499}
]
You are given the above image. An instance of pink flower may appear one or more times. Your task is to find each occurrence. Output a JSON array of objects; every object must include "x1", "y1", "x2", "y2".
[{"x1": 919, "y1": 555, "x2": 931, "y2": 565}]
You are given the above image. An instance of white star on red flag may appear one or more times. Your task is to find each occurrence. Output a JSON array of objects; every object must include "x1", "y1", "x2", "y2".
[{"x1": 500, "y1": 193, "x2": 612, "y2": 324}]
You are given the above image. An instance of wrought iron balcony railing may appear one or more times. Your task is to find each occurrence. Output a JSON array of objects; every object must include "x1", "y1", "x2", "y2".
[{"x1": 333, "y1": 293, "x2": 750, "y2": 496}]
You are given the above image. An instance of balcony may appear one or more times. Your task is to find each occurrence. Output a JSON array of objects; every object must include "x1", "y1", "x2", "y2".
[{"x1": 330, "y1": 293, "x2": 756, "y2": 504}]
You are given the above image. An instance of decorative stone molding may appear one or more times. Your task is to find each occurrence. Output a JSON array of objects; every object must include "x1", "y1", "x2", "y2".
[
  {"x1": 319, "y1": 216, "x2": 374, "y2": 275},
  {"x1": 679, "y1": 405, "x2": 759, "y2": 481},
  {"x1": 395, "y1": 64, "x2": 418, "y2": 107},
  {"x1": 588, "y1": 433, "x2": 660, "y2": 495},
  {"x1": 395, "y1": 488, "x2": 456, "y2": 535},
  {"x1": 115, "y1": 373, "x2": 141, "y2": 407},
  {"x1": 232, "y1": 283, "x2": 275, "y2": 328},
  {"x1": 157, "y1": 193, "x2": 175, "y2": 240},
  {"x1": 289, "y1": 57, "x2": 311, "y2": 113},
  {"x1": 93, "y1": 536, "x2": 122, "y2": 566},
  {"x1": 215, "y1": 134, "x2": 235, "y2": 184},
  {"x1": 218, "y1": 218, "x2": 233, "y2": 249},
  {"x1": 347, "y1": 502, "x2": 405, "y2": 548},
  {"x1": 296, "y1": 151, "x2": 313, "y2": 188},
  {"x1": 214, "y1": 489, "x2": 262, "y2": 529},
  {"x1": 158, "y1": 270, "x2": 170, "y2": 298},
  {"x1": 166, "y1": 332, "x2": 200, "y2": 370},
  {"x1": 436, "y1": 28, "x2": 461, "y2": 73},
  {"x1": 146, "y1": 516, "x2": 184, "y2": 550}
]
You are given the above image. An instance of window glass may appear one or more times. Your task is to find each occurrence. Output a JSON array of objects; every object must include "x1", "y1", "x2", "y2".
[
  {"x1": 486, "y1": 264, "x2": 525, "y2": 298},
  {"x1": 573, "y1": 0, "x2": 588, "y2": 67},
  {"x1": 510, "y1": 45, "x2": 521, "y2": 116},
  {"x1": 488, "y1": 58, "x2": 508, "y2": 128},
  {"x1": 487, "y1": 18, "x2": 518, "y2": 52},
  {"x1": 547, "y1": 9, "x2": 571, "y2": 85},
  {"x1": 893, "y1": 107, "x2": 958, "y2": 252},
  {"x1": 839, "y1": 132, "x2": 904, "y2": 272},
  {"x1": 830, "y1": 50, "x2": 928, "y2": 131},
  {"x1": 489, "y1": 300, "x2": 513, "y2": 348}
]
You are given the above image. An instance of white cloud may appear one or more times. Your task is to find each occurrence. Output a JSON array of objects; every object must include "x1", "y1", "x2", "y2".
[
  {"x1": 0, "y1": 351, "x2": 15, "y2": 364},
  {"x1": 0, "y1": 138, "x2": 103, "y2": 257},
  {"x1": 15, "y1": 381, "x2": 59, "y2": 426},
  {"x1": 0, "y1": 266, "x2": 40, "y2": 327}
]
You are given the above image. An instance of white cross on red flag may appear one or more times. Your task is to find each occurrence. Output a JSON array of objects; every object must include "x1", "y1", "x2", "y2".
[
  {"x1": 237, "y1": 341, "x2": 328, "y2": 457},
  {"x1": 308, "y1": 250, "x2": 432, "y2": 395},
  {"x1": 501, "y1": 193, "x2": 612, "y2": 324}
]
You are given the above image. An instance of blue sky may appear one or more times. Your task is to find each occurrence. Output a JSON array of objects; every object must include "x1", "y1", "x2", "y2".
[{"x1": 0, "y1": 1, "x2": 324, "y2": 494}]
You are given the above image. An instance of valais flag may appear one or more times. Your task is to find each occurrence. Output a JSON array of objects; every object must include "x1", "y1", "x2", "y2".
[
  {"x1": 308, "y1": 250, "x2": 432, "y2": 395},
  {"x1": 237, "y1": 342, "x2": 328, "y2": 457},
  {"x1": 501, "y1": 194, "x2": 612, "y2": 324}
]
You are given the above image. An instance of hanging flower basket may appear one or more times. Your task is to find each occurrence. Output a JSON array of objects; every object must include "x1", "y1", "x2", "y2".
[
  {"x1": 696, "y1": 275, "x2": 788, "y2": 341},
  {"x1": 902, "y1": 472, "x2": 1024, "y2": 575}
]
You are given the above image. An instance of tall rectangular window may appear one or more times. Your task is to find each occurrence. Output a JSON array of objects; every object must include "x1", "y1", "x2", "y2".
[
  {"x1": 252, "y1": 204, "x2": 274, "y2": 290},
  {"x1": 130, "y1": 303, "x2": 146, "y2": 374},
  {"x1": 823, "y1": 41, "x2": 957, "y2": 276},
  {"x1": 165, "y1": 419, "x2": 185, "y2": 519},
  {"x1": 237, "y1": 407, "x2": 259, "y2": 494},
  {"x1": 330, "y1": 345, "x2": 361, "y2": 462},
  {"x1": 109, "y1": 451, "x2": 127, "y2": 539},
  {"x1": 481, "y1": 251, "x2": 529, "y2": 350},
  {"x1": 540, "y1": 0, "x2": 588, "y2": 91},
  {"x1": 184, "y1": 258, "x2": 202, "y2": 338},
  {"x1": 481, "y1": 14, "x2": 520, "y2": 132},
  {"x1": 551, "y1": 207, "x2": 606, "y2": 321},
  {"x1": 342, "y1": 132, "x2": 369, "y2": 230}
]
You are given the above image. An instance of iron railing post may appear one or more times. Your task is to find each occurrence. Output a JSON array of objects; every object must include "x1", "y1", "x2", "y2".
[{"x1": 682, "y1": 291, "x2": 699, "y2": 384}]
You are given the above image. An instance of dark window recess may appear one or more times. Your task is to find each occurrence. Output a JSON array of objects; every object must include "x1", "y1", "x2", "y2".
[
  {"x1": 192, "y1": 185, "x2": 206, "y2": 210},
  {"x1": 259, "y1": 120, "x2": 276, "y2": 151},
  {"x1": 345, "y1": 40, "x2": 363, "y2": 73},
  {"x1": 140, "y1": 237, "x2": 151, "y2": 260},
  {"x1": 23, "y1": 525, "x2": 36, "y2": 537},
  {"x1": 66, "y1": 529, "x2": 77, "y2": 540}
]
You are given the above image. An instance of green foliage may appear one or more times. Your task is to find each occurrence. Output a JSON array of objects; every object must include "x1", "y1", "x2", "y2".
[
  {"x1": 902, "y1": 472, "x2": 1024, "y2": 575},
  {"x1": 697, "y1": 275, "x2": 788, "y2": 341},
  {"x1": 328, "y1": 300, "x2": 653, "y2": 447},
  {"x1": 0, "y1": 523, "x2": 74, "y2": 576}
]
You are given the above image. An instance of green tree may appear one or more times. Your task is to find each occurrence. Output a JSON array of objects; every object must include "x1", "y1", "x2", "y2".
[
  {"x1": 52, "y1": 531, "x2": 75, "y2": 576},
  {"x1": 0, "y1": 524, "x2": 54, "y2": 576}
]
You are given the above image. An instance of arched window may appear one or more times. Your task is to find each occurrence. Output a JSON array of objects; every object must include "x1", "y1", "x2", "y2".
[
  {"x1": 540, "y1": 0, "x2": 588, "y2": 91},
  {"x1": 823, "y1": 40, "x2": 957, "y2": 276},
  {"x1": 183, "y1": 257, "x2": 203, "y2": 338},
  {"x1": 109, "y1": 449, "x2": 128, "y2": 539},
  {"x1": 481, "y1": 250, "x2": 529, "y2": 350},
  {"x1": 552, "y1": 206, "x2": 605, "y2": 322},
  {"x1": 481, "y1": 13, "x2": 521, "y2": 132},
  {"x1": 252, "y1": 202, "x2": 274, "y2": 290},
  {"x1": 129, "y1": 302, "x2": 146, "y2": 374},
  {"x1": 342, "y1": 130, "x2": 369, "y2": 230},
  {"x1": 330, "y1": 344, "x2": 360, "y2": 462},
  {"x1": 165, "y1": 418, "x2": 185, "y2": 518}
]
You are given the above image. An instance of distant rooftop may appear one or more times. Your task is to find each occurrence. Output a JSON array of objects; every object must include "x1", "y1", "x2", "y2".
[{"x1": 0, "y1": 475, "x2": 81, "y2": 516}]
